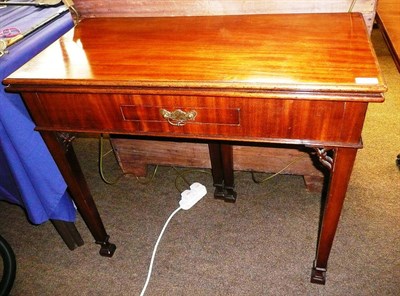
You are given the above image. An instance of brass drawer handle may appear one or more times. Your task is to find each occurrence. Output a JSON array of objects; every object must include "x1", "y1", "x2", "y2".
[{"x1": 160, "y1": 108, "x2": 197, "y2": 126}]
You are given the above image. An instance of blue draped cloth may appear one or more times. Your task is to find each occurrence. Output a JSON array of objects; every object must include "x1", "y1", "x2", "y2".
[{"x1": 0, "y1": 5, "x2": 76, "y2": 224}]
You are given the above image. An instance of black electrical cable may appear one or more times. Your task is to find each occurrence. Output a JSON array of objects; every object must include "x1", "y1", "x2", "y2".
[{"x1": 0, "y1": 234, "x2": 16, "y2": 296}]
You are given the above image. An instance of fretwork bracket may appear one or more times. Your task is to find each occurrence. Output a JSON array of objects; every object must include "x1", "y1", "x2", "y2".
[
  {"x1": 312, "y1": 147, "x2": 334, "y2": 171},
  {"x1": 56, "y1": 132, "x2": 76, "y2": 152}
]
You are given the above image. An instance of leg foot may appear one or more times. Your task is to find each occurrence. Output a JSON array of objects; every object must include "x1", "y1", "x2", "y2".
[
  {"x1": 213, "y1": 184, "x2": 237, "y2": 202},
  {"x1": 223, "y1": 187, "x2": 237, "y2": 203},
  {"x1": 213, "y1": 184, "x2": 226, "y2": 199},
  {"x1": 96, "y1": 236, "x2": 116, "y2": 257},
  {"x1": 311, "y1": 265, "x2": 326, "y2": 285}
]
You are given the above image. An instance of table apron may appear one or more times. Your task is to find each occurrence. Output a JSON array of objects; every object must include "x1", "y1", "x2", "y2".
[{"x1": 22, "y1": 92, "x2": 369, "y2": 147}]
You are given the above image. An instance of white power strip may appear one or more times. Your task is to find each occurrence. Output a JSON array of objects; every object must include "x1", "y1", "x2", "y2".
[
  {"x1": 179, "y1": 182, "x2": 207, "y2": 210},
  {"x1": 140, "y1": 183, "x2": 207, "y2": 296}
]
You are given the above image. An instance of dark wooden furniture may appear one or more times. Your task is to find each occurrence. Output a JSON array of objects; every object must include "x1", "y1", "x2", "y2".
[
  {"x1": 376, "y1": 0, "x2": 400, "y2": 169},
  {"x1": 376, "y1": 0, "x2": 400, "y2": 72},
  {"x1": 51, "y1": 220, "x2": 84, "y2": 250},
  {"x1": 4, "y1": 13, "x2": 386, "y2": 284}
]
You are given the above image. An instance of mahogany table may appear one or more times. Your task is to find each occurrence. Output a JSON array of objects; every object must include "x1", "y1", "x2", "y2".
[{"x1": 3, "y1": 13, "x2": 386, "y2": 284}]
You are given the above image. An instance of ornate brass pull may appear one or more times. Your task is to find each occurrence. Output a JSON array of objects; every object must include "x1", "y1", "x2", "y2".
[{"x1": 160, "y1": 108, "x2": 197, "y2": 126}]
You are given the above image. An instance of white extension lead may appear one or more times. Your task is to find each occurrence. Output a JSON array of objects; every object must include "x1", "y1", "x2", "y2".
[{"x1": 140, "y1": 183, "x2": 207, "y2": 296}]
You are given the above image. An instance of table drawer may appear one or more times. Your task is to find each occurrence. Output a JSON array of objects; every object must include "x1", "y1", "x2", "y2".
[{"x1": 30, "y1": 92, "x2": 366, "y2": 144}]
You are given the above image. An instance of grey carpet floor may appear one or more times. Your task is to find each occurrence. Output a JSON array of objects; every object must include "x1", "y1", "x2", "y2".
[{"x1": 0, "y1": 28, "x2": 399, "y2": 296}]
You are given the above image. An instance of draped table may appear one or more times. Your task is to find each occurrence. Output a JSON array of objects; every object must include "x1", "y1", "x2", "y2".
[{"x1": 0, "y1": 4, "x2": 82, "y2": 249}]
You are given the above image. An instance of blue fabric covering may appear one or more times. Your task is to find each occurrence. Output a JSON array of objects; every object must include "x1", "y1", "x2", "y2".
[{"x1": 0, "y1": 5, "x2": 76, "y2": 224}]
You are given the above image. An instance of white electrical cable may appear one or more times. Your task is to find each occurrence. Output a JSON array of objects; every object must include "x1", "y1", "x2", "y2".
[
  {"x1": 140, "y1": 183, "x2": 207, "y2": 295},
  {"x1": 140, "y1": 207, "x2": 182, "y2": 296}
]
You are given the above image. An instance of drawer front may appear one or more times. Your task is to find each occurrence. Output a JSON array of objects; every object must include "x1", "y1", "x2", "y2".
[{"x1": 30, "y1": 93, "x2": 366, "y2": 144}]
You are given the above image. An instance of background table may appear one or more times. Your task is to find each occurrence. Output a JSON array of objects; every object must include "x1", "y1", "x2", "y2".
[{"x1": 375, "y1": 0, "x2": 400, "y2": 167}]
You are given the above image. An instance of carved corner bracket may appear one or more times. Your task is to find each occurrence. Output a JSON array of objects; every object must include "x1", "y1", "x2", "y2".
[
  {"x1": 312, "y1": 147, "x2": 334, "y2": 171},
  {"x1": 56, "y1": 132, "x2": 76, "y2": 152}
]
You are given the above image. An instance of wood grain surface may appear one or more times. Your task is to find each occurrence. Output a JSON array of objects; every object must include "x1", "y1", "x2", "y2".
[{"x1": 5, "y1": 13, "x2": 385, "y2": 96}]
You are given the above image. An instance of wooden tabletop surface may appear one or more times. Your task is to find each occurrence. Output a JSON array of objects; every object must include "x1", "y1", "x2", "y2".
[{"x1": 5, "y1": 13, "x2": 386, "y2": 95}]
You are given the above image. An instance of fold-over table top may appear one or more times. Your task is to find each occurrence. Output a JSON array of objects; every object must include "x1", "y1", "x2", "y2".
[{"x1": 5, "y1": 13, "x2": 386, "y2": 98}]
